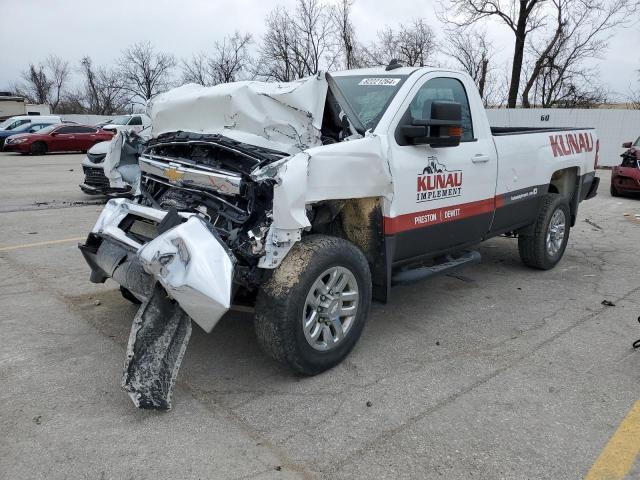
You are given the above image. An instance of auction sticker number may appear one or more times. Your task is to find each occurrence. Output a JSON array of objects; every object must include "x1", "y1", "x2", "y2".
[{"x1": 358, "y1": 78, "x2": 401, "y2": 86}]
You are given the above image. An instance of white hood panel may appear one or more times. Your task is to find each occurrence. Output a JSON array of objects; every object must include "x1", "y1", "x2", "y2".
[{"x1": 149, "y1": 75, "x2": 328, "y2": 155}]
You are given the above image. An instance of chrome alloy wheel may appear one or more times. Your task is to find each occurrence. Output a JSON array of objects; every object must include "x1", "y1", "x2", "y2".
[
  {"x1": 302, "y1": 266, "x2": 359, "y2": 351},
  {"x1": 546, "y1": 209, "x2": 566, "y2": 257}
]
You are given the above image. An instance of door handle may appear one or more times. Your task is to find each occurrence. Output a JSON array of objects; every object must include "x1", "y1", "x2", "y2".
[{"x1": 472, "y1": 154, "x2": 490, "y2": 163}]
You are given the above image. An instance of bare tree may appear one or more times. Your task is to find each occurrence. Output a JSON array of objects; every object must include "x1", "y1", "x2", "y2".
[
  {"x1": 118, "y1": 42, "x2": 176, "y2": 104},
  {"x1": 365, "y1": 19, "x2": 437, "y2": 67},
  {"x1": 78, "y1": 57, "x2": 129, "y2": 115},
  {"x1": 210, "y1": 32, "x2": 253, "y2": 84},
  {"x1": 438, "y1": 0, "x2": 547, "y2": 107},
  {"x1": 181, "y1": 53, "x2": 215, "y2": 86},
  {"x1": 15, "y1": 55, "x2": 70, "y2": 112},
  {"x1": 522, "y1": 0, "x2": 636, "y2": 108},
  {"x1": 181, "y1": 32, "x2": 253, "y2": 86},
  {"x1": 257, "y1": 0, "x2": 337, "y2": 81},
  {"x1": 331, "y1": 0, "x2": 358, "y2": 69},
  {"x1": 447, "y1": 28, "x2": 493, "y2": 100}
]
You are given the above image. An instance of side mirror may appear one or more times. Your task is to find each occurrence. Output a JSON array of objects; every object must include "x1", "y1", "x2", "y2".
[
  {"x1": 398, "y1": 101, "x2": 462, "y2": 148},
  {"x1": 622, "y1": 141, "x2": 632, "y2": 148},
  {"x1": 50, "y1": 132, "x2": 59, "y2": 136}
]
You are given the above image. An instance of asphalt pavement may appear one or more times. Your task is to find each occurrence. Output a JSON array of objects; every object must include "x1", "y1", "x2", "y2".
[{"x1": 1, "y1": 151, "x2": 639, "y2": 479}]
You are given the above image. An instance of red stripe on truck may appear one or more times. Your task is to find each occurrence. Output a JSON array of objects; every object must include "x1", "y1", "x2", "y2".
[{"x1": 384, "y1": 198, "x2": 496, "y2": 234}]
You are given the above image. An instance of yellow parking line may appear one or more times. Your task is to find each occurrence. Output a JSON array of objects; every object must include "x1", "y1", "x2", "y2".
[
  {"x1": 0, "y1": 237, "x2": 85, "y2": 252},
  {"x1": 585, "y1": 401, "x2": 640, "y2": 480}
]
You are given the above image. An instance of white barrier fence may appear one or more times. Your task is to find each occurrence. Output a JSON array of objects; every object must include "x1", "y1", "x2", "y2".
[
  {"x1": 61, "y1": 114, "x2": 113, "y2": 126},
  {"x1": 487, "y1": 108, "x2": 640, "y2": 167},
  {"x1": 61, "y1": 109, "x2": 639, "y2": 167}
]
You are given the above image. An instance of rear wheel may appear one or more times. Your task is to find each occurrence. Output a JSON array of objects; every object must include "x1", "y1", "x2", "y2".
[
  {"x1": 30, "y1": 141, "x2": 47, "y2": 155},
  {"x1": 518, "y1": 193, "x2": 571, "y2": 270},
  {"x1": 254, "y1": 235, "x2": 371, "y2": 376}
]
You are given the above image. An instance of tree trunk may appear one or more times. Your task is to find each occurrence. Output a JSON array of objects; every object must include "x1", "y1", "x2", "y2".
[
  {"x1": 508, "y1": 12, "x2": 528, "y2": 108},
  {"x1": 478, "y1": 57, "x2": 488, "y2": 99}
]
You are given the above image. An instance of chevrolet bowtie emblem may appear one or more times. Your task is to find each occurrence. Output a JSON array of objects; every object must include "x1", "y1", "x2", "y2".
[{"x1": 164, "y1": 167, "x2": 184, "y2": 182}]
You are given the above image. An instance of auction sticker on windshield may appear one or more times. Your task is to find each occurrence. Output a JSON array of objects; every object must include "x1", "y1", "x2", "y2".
[{"x1": 358, "y1": 78, "x2": 401, "y2": 86}]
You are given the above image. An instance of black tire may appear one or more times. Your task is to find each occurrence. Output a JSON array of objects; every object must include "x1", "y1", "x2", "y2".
[
  {"x1": 120, "y1": 286, "x2": 142, "y2": 305},
  {"x1": 610, "y1": 184, "x2": 619, "y2": 197},
  {"x1": 254, "y1": 235, "x2": 372, "y2": 376},
  {"x1": 30, "y1": 141, "x2": 47, "y2": 155},
  {"x1": 518, "y1": 193, "x2": 571, "y2": 270}
]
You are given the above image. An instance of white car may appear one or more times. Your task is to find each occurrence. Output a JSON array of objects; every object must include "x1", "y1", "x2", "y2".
[
  {"x1": 100, "y1": 114, "x2": 151, "y2": 135},
  {"x1": 79, "y1": 131, "x2": 144, "y2": 196},
  {"x1": 0, "y1": 115, "x2": 61, "y2": 131}
]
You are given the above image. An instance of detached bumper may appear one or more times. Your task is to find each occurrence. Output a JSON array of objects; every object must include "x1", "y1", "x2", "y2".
[{"x1": 79, "y1": 198, "x2": 235, "y2": 333}]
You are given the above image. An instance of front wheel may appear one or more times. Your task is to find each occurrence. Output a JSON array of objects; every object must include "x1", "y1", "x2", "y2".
[
  {"x1": 30, "y1": 141, "x2": 47, "y2": 155},
  {"x1": 610, "y1": 184, "x2": 619, "y2": 197},
  {"x1": 518, "y1": 193, "x2": 571, "y2": 270},
  {"x1": 254, "y1": 235, "x2": 372, "y2": 376}
]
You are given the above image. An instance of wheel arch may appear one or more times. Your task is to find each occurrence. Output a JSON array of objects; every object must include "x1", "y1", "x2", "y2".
[
  {"x1": 308, "y1": 197, "x2": 389, "y2": 302},
  {"x1": 548, "y1": 167, "x2": 580, "y2": 226}
]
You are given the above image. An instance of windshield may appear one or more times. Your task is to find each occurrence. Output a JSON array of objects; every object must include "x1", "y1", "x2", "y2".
[
  {"x1": 2, "y1": 119, "x2": 27, "y2": 131},
  {"x1": 331, "y1": 75, "x2": 408, "y2": 131},
  {"x1": 13, "y1": 123, "x2": 47, "y2": 132},
  {"x1": 109, "y1": 115, "x2": 131, "y2": 125}
]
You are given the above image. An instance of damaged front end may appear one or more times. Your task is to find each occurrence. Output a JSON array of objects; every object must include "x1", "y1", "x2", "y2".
[
  {"x1": 80, "y1": 198, "x2": 237, "y2": 408},
  {"x1": 79, "y1": 132, "x2": 290, "y2": 409}
]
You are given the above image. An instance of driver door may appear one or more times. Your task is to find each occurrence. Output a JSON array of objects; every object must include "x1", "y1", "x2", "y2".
[
  {"x1": 49, "y1": 126, "x2": 75, "y2": 151},
  {"x1": 386, "y1": 74, "x2": 498, "y2": 261}
]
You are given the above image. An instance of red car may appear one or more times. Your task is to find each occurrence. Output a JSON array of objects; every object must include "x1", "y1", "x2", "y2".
[
  {"x1": 3, "y1": 123, "x2": 114, "y2": 155},
  {"x1": 611, "y1": 137, "x2": 640, "y2": 197}
]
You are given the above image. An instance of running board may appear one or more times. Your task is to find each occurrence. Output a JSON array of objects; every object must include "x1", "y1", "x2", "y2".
[{"x1": 391, "y1": 251, "x2": 481, "y2": 286}]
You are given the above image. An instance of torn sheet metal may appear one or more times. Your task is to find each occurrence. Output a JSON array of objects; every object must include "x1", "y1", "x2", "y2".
[
  {"x1": 148, "y1": 75, "x2": 328, "y2": 154},
  {"x1": 90, "y1": 199, "x2": 234, "y2": 333},
  {"x1": 103, "y1": 132, "x2": 127, "y2": 189},
  {"x1": 102, "y1": 130, "x2": 144, "y2": 194},
  {"x1": 253, "y1": 135, "x2": 393, "y2": 231},
  {"x1": 138, "y1": 216, "x2": 235, "y2": 333},
  {"x1": 122, "y1": 283, "x2": 192, "y2": 410}
]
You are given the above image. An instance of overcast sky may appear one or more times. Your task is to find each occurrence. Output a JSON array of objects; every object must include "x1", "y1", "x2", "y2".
[{"x1": 1, "y1": 0, "x2": 638, "y2": 99}]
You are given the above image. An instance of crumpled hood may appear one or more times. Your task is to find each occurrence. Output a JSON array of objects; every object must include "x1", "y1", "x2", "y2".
[{"x1": 148, "y1": 74, "x2": 328, "y2": 155}]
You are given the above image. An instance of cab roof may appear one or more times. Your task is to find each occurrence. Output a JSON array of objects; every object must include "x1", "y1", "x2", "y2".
[{"x1": 329, "y1": 66, "x2": 422, "y2": 77}]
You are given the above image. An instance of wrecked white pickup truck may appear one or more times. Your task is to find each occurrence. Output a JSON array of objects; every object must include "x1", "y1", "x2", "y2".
[{"x1": 80, "y1": 64, "x2": 600, "y2": 409}]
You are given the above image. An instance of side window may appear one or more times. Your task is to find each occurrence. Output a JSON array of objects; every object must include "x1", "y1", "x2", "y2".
[
  {"x1": 75, "y1": 126, "x2": 96, "y2": 133},
  {"x1": 57, "y1": 126, "x2": 76, "y2": 134},
  {"x1": 408, "y1": 77, "x2": 474, "y2": 142},
  {"x1": 30, "y1": 125, "x2": 45, "y2": 132},
  {"x1": 7, "y1": 119, "x2": 29, "y2": 130},
  {"x1": 128, "y1": 116, "x2": 142, "y2": 126}
]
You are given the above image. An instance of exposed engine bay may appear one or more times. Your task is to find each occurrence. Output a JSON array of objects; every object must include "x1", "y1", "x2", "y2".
[{"x1": 135, "y1": 132, "x2": 289, "y2": 291}]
